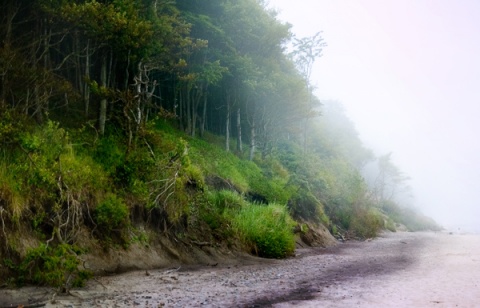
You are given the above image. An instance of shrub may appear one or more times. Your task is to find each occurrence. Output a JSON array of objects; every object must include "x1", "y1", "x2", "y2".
[
  {"x1": 14, "y1": 243, "x2": 91, "y2": 289},
  {"x1": 93, "y1": 135, "x2": 126, "y2": 175},
  {"x1": 349, "y1": 208, "x2": 383, "y2": 238},
  {"x1": 232, "y1": 203, "x2": 295, "y2": 258},
  {"x1": 288, "y1": 186, "x2": 325, "y2": 223},
  {"x1": 0, "y1": 162, "x2": 26, "y2": 224},
  {"x1": 94, "y1": 193, "x2": 129, "y2": 233},
  {"x1": 59, "y1": 151, "x2": 108, "y2": 195}
]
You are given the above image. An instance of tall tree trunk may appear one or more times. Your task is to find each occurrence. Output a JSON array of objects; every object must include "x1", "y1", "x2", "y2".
[
  {"x1": 249, "y1": 117, "x2": 255, "y2": 161},
  {"x1": 191, "y1": 88, "x2": 202, "y2": 138},
  {"x1": 186, "y1": 86, "x2": 192, "y2": 134},
  {"x1": 200, "y1": 94, "x2": 207, "y2": 137},
  {"x1": 124, "y1": 49, "x2": 130, "y2": 90},
  {"x1": 261, "y1": 122, "x2": 269, "y2": 160},
  {"x1": 303, "y1": 117, "x2": 309, "y2": 156},
  {"x1": 225, "y1": 94, "x2": 231, "y2": 152},
  {"x1": 31, "y1": 25, "x2": 44, "y2": 124},
  {"x1": 178, "y1": 86, "x2": 184, "y2": 131},
  {"x1": 84, "y1": 39, "x2": 90, "y2": 117},
  {"x1": 33, "y1": 84, "x2": 44, "y2": 124},
  {"x1": 1, "y1": 3, "x2": 17, "y2": 107},
  {"x1": 236, "y1": 107, "x2": 242, "y2": 153},
  {"x1": 98, "y1": 54, "x2": 107, "y2": 135},
  {"x1": 73, "y1": 32, "x2": 82, "y2": 94}
]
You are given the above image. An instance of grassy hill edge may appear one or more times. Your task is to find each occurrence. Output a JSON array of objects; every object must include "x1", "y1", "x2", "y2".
[{"x1": 0, "y1": 116, "x2": 439, "y2": 290}]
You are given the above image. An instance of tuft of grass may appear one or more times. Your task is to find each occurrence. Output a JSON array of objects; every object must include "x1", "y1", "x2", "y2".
[
  {"x1": 197, "y1": 190, "x2": 244, "y2": 235},
  {"x1": 232, "y1": 203, "x2": 295, "y2": 258},
  {"x1": 207, "y1": 190, "x2": 246, "y2": 211}
]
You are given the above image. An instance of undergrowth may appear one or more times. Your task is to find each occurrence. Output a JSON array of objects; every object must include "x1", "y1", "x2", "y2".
[{"x1": 6, "y1": 243, "x2": 92, "y2": 289}]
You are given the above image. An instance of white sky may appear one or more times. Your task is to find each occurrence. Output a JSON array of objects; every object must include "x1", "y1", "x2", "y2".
[{"x1": 269, "y1": 0, "x2": 480, "y2": 230}]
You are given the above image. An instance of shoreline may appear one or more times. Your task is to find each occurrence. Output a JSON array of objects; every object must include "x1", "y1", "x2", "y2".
[{"x1": 1, "y1": 231, "x2": 478, "y2": 307}]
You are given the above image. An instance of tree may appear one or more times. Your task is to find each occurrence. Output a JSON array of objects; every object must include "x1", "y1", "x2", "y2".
[
  {"x1": 372, "y1": 153, "x2": 411, "y2": 204},
  {"x1": 313, "y1": 100, "x2": 374, "y2": 169},
  {"x1": 290, "y1": 32, "x2": 327, "y2": 154}
]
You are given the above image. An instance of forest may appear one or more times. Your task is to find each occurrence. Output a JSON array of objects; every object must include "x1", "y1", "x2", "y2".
[{"x1": 0, "y1": 0, "x2": 439, "y2": 289}]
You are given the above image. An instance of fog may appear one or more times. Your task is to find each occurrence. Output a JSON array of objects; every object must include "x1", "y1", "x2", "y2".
[{"x1": 269, "y1": 0, "x2": 480, "y2": 231}]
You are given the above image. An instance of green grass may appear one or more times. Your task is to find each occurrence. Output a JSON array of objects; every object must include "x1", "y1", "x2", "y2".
[{"x1": 232, "y1": 203, "x2": 296, "y2": 258}]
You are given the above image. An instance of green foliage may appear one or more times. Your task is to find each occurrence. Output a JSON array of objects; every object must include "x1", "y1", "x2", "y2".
[
  {"x1": 184, "y1": 164, "x2": 205, "y2": 190},
  {"x1": 188, "y1": 136, "x2": 292, "y2": 204},
  {"x1": 207, "y1": 190, "x2": 246, "y2": 211},
  {"x1": 288, "y1": 185, "x2": 325, "y2": 223},
  {"x1": 0, "y1": 109, "x2": 28, "y2": 146},
  {"x1": 232, "y1": 203, "x2": 295, "y2": 258},
  {"x1": 94, "y1": 193, "x2": 129, "y2": 234},
  {"x1": 17, "y1": 121, "x2": 68, "y2": 191},
  {"x1": 196, "y1": 190, "x2": 244, "y2": 236},
  {"x1": 247, "y1": 164, "x2": 292, "y2": 204},
  {"x1": 57, "y1": 0, "x2": 153, "y2": 58},
  {"x1": 349, "y1": 208, "x2": 383, "y2": 238},
  {"x1": 188, "y1": 137, "x2": 250, "y2": 192},
  {"x1": 93, "y1": 135, "x2": 126, "y2": 176},
  {"x1": 0, "y1": 161, "x2": 25, "y2": 224},
  {"x1": 59, "y1": 151, "x2": 108, "y2": 199},
  {"x1": 13, "y1": 244, "x2": 91, "y2": 288},
  {"x1": 1, "y1": 122, "x2": 108, "y2": 230}
]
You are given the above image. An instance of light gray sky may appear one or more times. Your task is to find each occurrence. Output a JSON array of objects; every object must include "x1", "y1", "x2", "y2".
[{"x1": 269, "y1": 0, "x2": 480, "y2": 230}]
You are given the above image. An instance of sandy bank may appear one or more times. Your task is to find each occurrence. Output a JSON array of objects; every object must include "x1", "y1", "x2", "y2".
[{"x1": 1, "y1": 231, "x2": 478, "y2": 307}]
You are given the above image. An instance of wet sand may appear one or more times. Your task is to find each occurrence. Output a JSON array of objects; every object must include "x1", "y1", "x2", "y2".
[
  {"x1": 1, "y1": 231, "x2": 479, "y2": 307},
  {"x1": 276, "y1": 231, "x2": 480, "y2": 307}
]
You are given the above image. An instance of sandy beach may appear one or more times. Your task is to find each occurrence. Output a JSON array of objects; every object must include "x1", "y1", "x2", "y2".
[{"x1": 1, "y1": 231, "x2": 479, "y2": 307}]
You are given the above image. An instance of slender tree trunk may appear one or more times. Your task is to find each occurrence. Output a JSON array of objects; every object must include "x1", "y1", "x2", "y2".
[
  {"x1": 249, "y1": 117, "x2": 255, "y2": 161},
  {"x1": 173, "y1": 76, "x2": 178, "y2": 117},
  {"x1": 98, "y1": 54, "x2": 107, "y2": 135},
  {"x1": 84, "y1": 39, "x2": 90, "y2": 118},
  {"x1": 74, "y1": 32, "x2": 82, "y2": 94},
  {"x1": 31, "y1": 26, "x2": 43, "y2": 124},
  {"x1": 33, "y1": 84, "x2": 44, "y2": 124},
  {"x1": 191, "y1": 88, "x2": 202, "y2": 138},
  {"x1": 1, "y1": 2, "x2": 18, "y2": 107},
  {"x1": 135, "y1": 62, "x2": 143, "y2": 141},
  {"x1": 225, "y1": 94, "x2": 231, "y2": 152},
  {"x1": 186, "y1": 86, "x2": 192, "y2": 134},
  {"x1": 303, "y1": 117, "x2": 309, "y2": 156},
  {"x1": 200, "y1": 94, "x2": 207, "y2": 137},
  {"x1": 261, "y1": 122, "x2": 269, "y2": 160},
  {"x1": 236, "y1": 108, "x2": 242, "y2": 153},
  {"x1": 107, "y1": 49, "x2": 113, "y2": 87},
  {"x1": 124, "y1": 49, "x2": 130, "y2": 90},
  {"x1": 178, "y1": 86, "x2": 184, "y2": 131}
]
